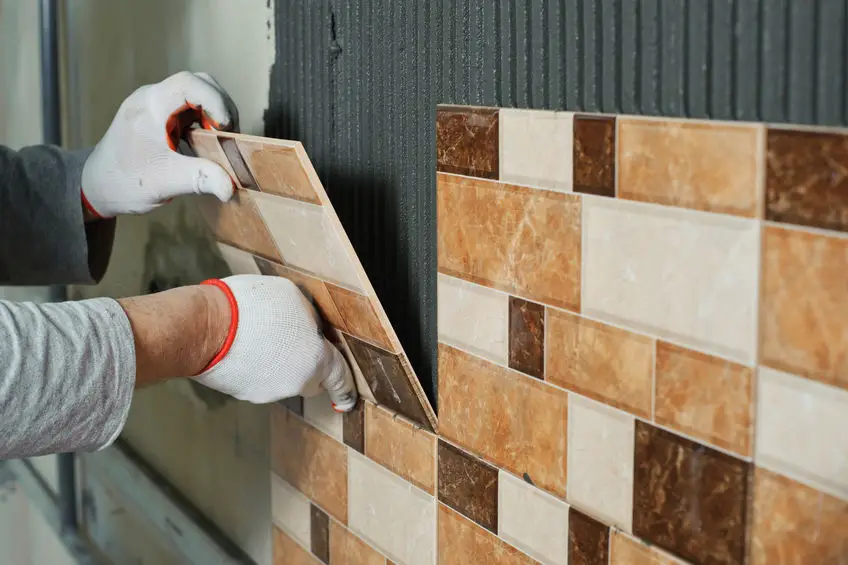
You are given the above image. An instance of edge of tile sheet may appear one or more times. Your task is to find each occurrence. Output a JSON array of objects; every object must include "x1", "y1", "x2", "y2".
[{"x1": 189, "y1": 128, "x2": 438, "y2": 431}]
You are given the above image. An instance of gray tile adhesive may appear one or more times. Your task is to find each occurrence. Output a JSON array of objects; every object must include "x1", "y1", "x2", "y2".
[{"x1": 266, "y1": 0, "x2": 848, "y2": 409}]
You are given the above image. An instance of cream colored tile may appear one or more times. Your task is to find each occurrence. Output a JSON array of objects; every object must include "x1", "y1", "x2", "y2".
[
  {"x1": 756, "y1": 367, "x2": 848, "y2": 500},
  {"x1": 303, "y1": 392, "x2": 343, "y2": 442},
  {"x1": 437, "y1": 273, "x2": 509, "y2": 365},
  {"x1": 498, "y1": 470, "x2": 570, "y2": 565},
  {"x1": 270, "y1": 473, "x2": 311, "y2": 548},
  {"x1": 582, "y1": 196, "x2": 759, "y2": 364},
  {"x1": 251, "y1": 191, "x2": 364, "y2": 291},
  {"x1": 216, "y1": 242, "x2": 261, "y2": 275},
  {"x1": 567, "y1": 394, "x2": 635, "y2": 532},
  {"x1": 500, "y1": 109, "x2": 574, "y2": 191},
  {"x1": 348, "y1": 450, "x2": 436, "y2": 565}
]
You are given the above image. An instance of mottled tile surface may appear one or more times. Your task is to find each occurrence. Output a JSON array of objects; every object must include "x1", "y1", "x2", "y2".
[
  {"x1": 761, "y1": 226, "x2": 848, "y2": 390},
  {"x1": 508, "y1": 297, "x2": 545, "y2": 379},
  {"x1": 633, "y1": 421, "x2": 749, "y2": 565},
  {"x1": 439, "y1": 344, "x2": 568, "y2": 497},
  {"x1": 329, "y1": 521, "x2": 386, "y2": 565},
  {"x1": 326, "y1": 285, "x2": 396, "y2": 352},
  {"x1": 271, "y1": 473, "x2": 312, "y2": 548},
  {"x1": 198, "y1": 190, "x2": 282, "y2": 262},
  {"x1": 766, "y1": 128, "x2": 848, "y2": 232},
  {"x1": 311, "y1": 505, "x2": 330, "y2": 563},
  {"x1": 437, "y1": 106, "x2": 499, "y2": 179},
  {"x1": 546, "y1": 309, "x2": 653, "y2": 418},
  {"x1": 655, "y1": 341, "x2": 753, "y2": 456},
  {"x1": 365, "y1": 402, "x2": 436, "y2": 493},
  {"x1": 274, "y1": 526, "x2": 320, "y2": 565},
  {"x1": 618, "y1": 119, "x2": 760, "y2": 216},
  {"x1": 499, "y1": 109, "x2": 573, "y2": 191},
  {"x1": 236, "y1": 138, "x2": 321, "y2": 204},
  {"x1": 219, "y1": 137, "x2": 258, "y2": 189},
  {"x1": 342, "y1": 400, "x2": 365, "y2": 454},
  {"x1": 568, "y1": 508, "x2": 610, "y2": 565},
  {"x1": 573, "y1": 115, "x2": 616, "y2": 197},
  {"x1": 438, "y1": 174, "x2": 581, "y2": 311},
  {"x1": 438, "y1": 273, "x2": 509, "y2": 365},
  {"x1": 438, "y1": 440, "x2": 499, "y2": 532},
  {"x1": 609, "y1": 531, "x2": 684, "y2": 565},
  {"x1": 438, "y1": 504, "x2": 537, "y2": 565}
]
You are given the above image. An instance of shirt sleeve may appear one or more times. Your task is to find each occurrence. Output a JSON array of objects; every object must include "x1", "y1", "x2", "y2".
[{"x1": 0, "y1": 144, "x2": 115, "y2": 285}]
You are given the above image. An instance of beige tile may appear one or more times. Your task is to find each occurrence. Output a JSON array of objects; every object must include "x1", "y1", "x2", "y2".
[
  {"x1": 235, "y1": 138, "x2": 321, "y2": 204},
  {"x1": 348, "y1": 451, "x2": 436, "y2": 565},
  {"x1": 437, "y1": 273, "x2": 509, "y2": 366},
  {"x1": 567, "y1": 394, "x2": 635, "y2": 532},
  {"x1": 438, "y1": 504, "x2": 536, "y2": 565},
  {"x1": 198, "y1": 190, "x2": 283, "y2": 263},
  {"x1": 497, "y1": 470, "x2": 570, "y2": 565},
  {"x1": 499, "y1": 109, "x2": 574, "y2": 192},
  {"x1": 610, "y1": 530, "x2": 686, "y2": 565},
  {"x1": 270, "y1": 473, "x2": 311, "y2": 548},
  {"x1": 582, "y1": 196, "x2": 759, "y2": 364},
  {"x1": 364, "y1": 402, "x2": 436, "y2": 494},
  {"x1": 329, "y1": 521, "x2": 386, "y2": 565},
  {"x1": 273, "y1": 526, "x2": 321, "y2": 565},
  {"x1": 326, "y1": 284, "x2": 397, "y2": 352},
  {"x1": 189, "y1": 130, "x2": 239, "y2": 182},
  {"x1": 756, "y1": 367, "x2": 848, "y2": 500},
  {"x1": 303, "y1": 392, "x2": 344, "y2": 441},
  {"x1": 216, "y1": 242, "x2": 262, "y2": 275}
]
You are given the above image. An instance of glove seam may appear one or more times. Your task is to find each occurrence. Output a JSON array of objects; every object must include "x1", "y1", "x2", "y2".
[{"x1": 197, "y1": 278, "x2": 239, "y2": 374}]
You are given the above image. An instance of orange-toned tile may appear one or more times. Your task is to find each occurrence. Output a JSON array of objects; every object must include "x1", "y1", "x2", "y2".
[
  {"x1": 750, "y1": 467, "x2": 848, "y2": 565},
  {"x1": 609, "y1": 531, "x2": 685, "y2": 565},
  {"x1": 655, "y1": 341, "x2": 753, "y2": 456},
  {"x1": 271, "y1": 405, "x2": 348, "y2": 523},
  {"x1": 761, "y1": 226, "x2": 848, "y2": 390},
  {"x1": 438, "y1": 504, "x2": 537, "y2": 565},
  {"x1": 546, "y1": 310, "x2": 653, "y2": 419},
  {"x1": 437, "y1": 173, "x2": 581, "y2": 311},
  {"x1": 326, "y1": 285, "x2": 397, "y2": 352},
  {"x1": 235, "y1": 138, "x2": 321, "y2": 204},
  {"x1": 618, "y1": 119, "x2": 760, "y2": 217},
  {"x1": 438, "y1": 344, "x2": 568, "y2": 497},
  {"x1": 198, "y1": 190, "x2": 282, "y2": 263},
  {"x1": 364, "y1": 402, "x2": 436, "y2": 494},
  {"x1": 274, "y1": 526, "x2": 321, "y2": 565},
  {"x1": 329, "y1": 521, "x2": 386, "y2": 565}
]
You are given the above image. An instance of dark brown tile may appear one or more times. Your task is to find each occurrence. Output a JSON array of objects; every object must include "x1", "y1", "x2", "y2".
[
  {"x1": 568, "y1": 508, "x2": 610, "y2": 565},
  {"x1": 766, "y1": 128, "x2": 848, "y2": 232},
  {"x1": 310, "y1": 504, "x2": 330, "y2": 563},
  {"x1": 437, "y1": 440, "x2": 499, "y2": 533},
  {"x1": 219, "y1": 137, "x2": 258, "y2": 189},
  {"x1": 633, "y1": 421, "x2": 750, "y2": 565},
  {"x1": 436, "y1": 106, "x2": 499, "y2": 179},
  {"x1": 279, "y1": 396, "x2": 304, "y2": 417},
  {"x1": 508, "y1": 297, "x2": 545, "y2": 379},
  {"x1": 573, "y1": 115, "x2": 616, "y2": 197},
  {"x1": 343, "y1": 399, "x2": 365, "y2": 454}
]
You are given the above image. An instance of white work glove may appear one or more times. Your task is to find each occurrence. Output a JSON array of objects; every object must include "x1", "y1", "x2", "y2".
[
  {"x1": 194, "y1": 275, "x2": 358, "y2": 411},
  {"x1": 81, "y1": 71, "x2": 238, "y2": 218}
]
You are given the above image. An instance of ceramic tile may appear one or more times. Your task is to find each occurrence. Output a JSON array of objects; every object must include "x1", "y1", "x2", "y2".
[
  {"x1": 334, "y1": 330, "x2": 377, "y2": 405},
  {"x1": 755, "y1": 366, "x2": 848, "y2": 500},
  {"x1": 568, "y1": 508, "x2": 610, "y2": 565},
  {"x1": 655, "y1": 341, "x2": 753, "y2": 456},
  {"x1": 618, "y1": 119, "x2": 760, "y2": 216},
  {"x1": 499, "y1": 109, "x2": 573, "y2": 191},
  {"x1": 326, "y1": 285, "x2": 396, "y2": 352},
  {"x1": 365, "y1": 402, "x2": 436, "y2": 494},
  {"x1": 311, "y1": 504, "x2": 330, "y2": 563},
  {"x1": 546, "y1": 309, "x2": 653, "y2": 419},
  {"x1": 498, "y1": 470, "x2": 570, "y2": 565},
  {"x1": 342, "y1": 400, "x2": 365, "y2": 454},
  {"x1": 573, "y1": 115, "x2": 616, "y2": 197},
  {"x1": 189, "y1": 131, "x2": 239, "y2": 183},
  {"x1": 436, "y1": 106, "x2": 499, "y2": 179},
  {"x1": 274, "y1": 526, "x2": 321, "y2": 565},
  {"x1": 198, "y1": 190, "x2": 282, "y2": 262},
  {"x1": 582, "y1": 196, "x2": 759, "y2": 364},
  {"x1": 750, "y1": 467, "x2": 848, "y2": 565},
  {"x1": 760, "y1": 226, "x2": 848, "y2": 390},
  {"x1": 329, "y1": 521, "x2": 386, "y2": 565},
  {"x1": 216, "y1": 242, "x2": 262, "y2": 275},
  {"x1": 508, "y1": 297, "x2": 544, "y2": 379},
  {"x1": 609, "y1": 531, "x2": 686, "y2": 565},
  {"x1": 766, "y1": 128, "x2": 848, "y2": 232},
  {"x1": 633, "y1": 421, "x2": 749, "y2": 565},
  {"x1": 219, "y1": 136, "x2": 258, "y2": 189},
  {"x1": 348, "y1": 451, "x2": 436, "y2": 565},
  {"x1": 437, "y1": 440, "x2": 499, "y2": 532},
  {"x1": 303, "y1": 392, "x2": 344, "y2": 442},
  {"x1": 271, "y1": 473, "x2": 312, "y2": 548},
  {"x1": 437, "y1": 273, "x2": 509, "y2": 366},
  {"x1": 235, "y1": 138, "x2": 321, "y2": 204},
  {"x1": 271, "y1": 405, "x2": 348, "y2": 523},
  {"x1": 567, "y1": 395, "x2": 635, "y2": 532},
  {"x1": 280, "y1": 396, "x2": 305, "y2": 417},
  {"x1": 438, "y1": 343, "x2": 568, "y2": 497},
  {"x1": 438, "y1": 504, "x2": 537, "y2": 565},
  {"x1": 438, "y1": 173, "x2": 582, "y2": 311}
]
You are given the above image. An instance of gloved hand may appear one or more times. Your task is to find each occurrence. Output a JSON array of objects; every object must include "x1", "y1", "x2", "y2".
[
  {"x1": 81, "y1": 71, "x2": 238, "y2": 218},
  {"x1": 194, "y1": 275, "x2": 358, "y2": 411}
]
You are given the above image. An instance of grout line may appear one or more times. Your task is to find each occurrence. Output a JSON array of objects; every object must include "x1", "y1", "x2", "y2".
[{"x1": 762, "y1": 219, "x2": 848, "y2": 240}]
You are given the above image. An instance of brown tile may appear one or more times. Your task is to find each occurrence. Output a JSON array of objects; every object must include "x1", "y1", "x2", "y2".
[
  {"x1": 750, "y1": 467, "x2": 848, "y2": 565},
  {"x1": 438, "y1": 343, "x2": 568, "y2": 497},
  {"x1": 311, "y1": 504, "x2": 330, "y2": 563},
  {"x1": 545, "y1": 310, "x2": 653, "y2": 419},
  {"x1": 609, "y1": 531, "x2": 684, "y2": 565},
  {"x1": 198, "y1": 190, "x2": 282, "y2": 263},
  {"x1": 236, "y1": 138, "x2": 321, "y2": 204},
  {"x1": 271, "y1": 405, "x2": 348, "y2": 523},
  {"x1": 436, "y1": 106, "x2": 499, "y2": 179},
  {"x1": 508, "y1": 297, "x2": 544, "y2": 379},
  {"x1": 342, "y1": 399, "x2": 365, "y2": 454},
  {"x1": 329, "y1": 521, "x2": 386, "y2": 565},
  {"x1": 573, "y1": 115, "x2": 616, "y2": 197},
  {"x1": 219, "y1": 136, "x2": 258, "y2": 189},
  {"x1": 344, "y1": 334, "x2": 435, "y2": 431},
  {"x1": 618, "y1": 119, "x2": 760, "y2": 216},
  {"x1": 437, "y1": 440, "x2": 499, "y2": 532},
  {"x1": 280, "y1": 396, "x2": 305, "y2": 417},
  {"x1": 633, "y1": 421, "x2": 750, "y2": 565},
  {"x1": 189, "y1": 130, "x2": 240, "y2": 185},
  {"x1": 326, "y1": 285, "x2": 396, "y2": 352},
  {"x1": 437, "y1": 174, "x2": 581, "y2": 311},
  {"x1": 437, "y1": 504, "x2": 537, "y2": 565},
  {"x1": 655, "y1": 341, "x2": 753, "y2": 456},
  {"x1": 274, "y1": 526, "x2": 321, "y2": 565},
  {"x1": 365, "y1": 402, "x2": 436, "y2": 493},
  {"x1": 761, "y1": 226, "x2": 848, "y2": 390},
  {"x1": 766, "y1": 128, "x2": 848, "y2": 232},
  {"x1": 568, "y1": 508, "x2": 610, "y2": 565}
]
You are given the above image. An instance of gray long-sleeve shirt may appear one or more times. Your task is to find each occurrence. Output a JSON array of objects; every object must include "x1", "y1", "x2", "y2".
[{"x1": 0, "y1": 144, "x2": 135, "y2": 459}]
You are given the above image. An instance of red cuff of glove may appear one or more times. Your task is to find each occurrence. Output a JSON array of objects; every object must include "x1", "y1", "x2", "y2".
[{"x1": 198, "y1": 278, "x2": 239, "y2": 374}]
